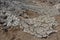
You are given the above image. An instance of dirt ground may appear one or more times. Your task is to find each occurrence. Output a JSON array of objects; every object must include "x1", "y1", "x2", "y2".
[
  {"x1": 0, "y1": 14, "x2": 60, "y2": 40},
  {"x1": 0, "y1": 0, "x2": 60, "y2": 40}
]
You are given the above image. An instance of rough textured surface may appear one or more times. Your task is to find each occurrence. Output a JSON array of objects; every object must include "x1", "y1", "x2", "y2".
[
  {"x1": 0, "y1": 15, "x2": 60, "y2": 40},
  {"x1": 0, "y1": 10, "x2": 58, "y2": 38},
  {"x1": 21, "y1": 15, "x2": 58, "y2": 37},
  {"x1": 0, "y1": 0, "x2": 60, "y2": 16},
  {"x1": 0, "y1": 10, "x2": 20, "y2": 29},
  {"x1": 0, "y1": 0, "x2": 60, "y2": 40}
]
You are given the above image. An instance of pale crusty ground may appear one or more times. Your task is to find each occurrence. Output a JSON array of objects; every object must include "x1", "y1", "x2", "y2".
[
  {"x1": 0, "y1": 0, "x2": 60, "y2": 40},
  {"x1": 0, "y1": 14, "x2": 60, "y2": 40}
]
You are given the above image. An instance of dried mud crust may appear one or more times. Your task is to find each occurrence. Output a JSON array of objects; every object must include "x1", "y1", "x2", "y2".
[
  {"x1": 20, "y1": 15, "x2": 58, "y2": 38},
  {"x1": 0, "y1": 22, "x2": 60, "y2": 40},
  {"x1": 0, "y1": 15, "x2": 59, "y2": 40},
  {"x1": 0, "y1": 10, "x2": 58, "y2": 38},
  {"x1": 0, "y1": 1, "x2": 59, "y2": 40}
]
